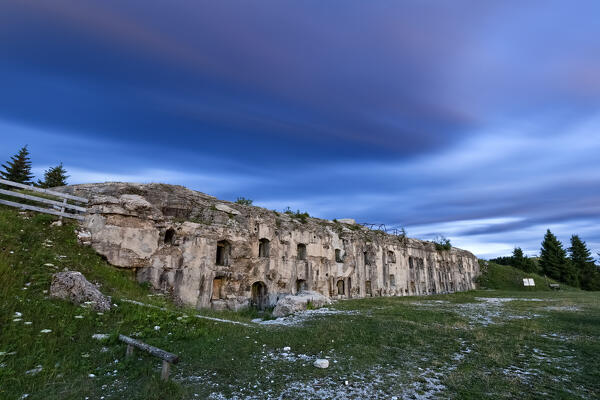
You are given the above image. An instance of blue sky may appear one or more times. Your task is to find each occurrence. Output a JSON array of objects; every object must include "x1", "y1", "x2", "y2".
[{"x1": 1, "y1": 1, "x2": 599, "y2": 258}]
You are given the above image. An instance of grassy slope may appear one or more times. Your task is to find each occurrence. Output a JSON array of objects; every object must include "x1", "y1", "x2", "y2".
[
  {"x1": 1, "y1": 205, "x2": 599, "y2": 399},
  {"x1": 477, "y1": 260, "x2": 571, "y2": 291}
]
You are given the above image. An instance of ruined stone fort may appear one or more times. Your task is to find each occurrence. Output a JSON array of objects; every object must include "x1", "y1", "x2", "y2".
[{"x1": 62, "y1": 183, "x2": 480, "y2": 310}]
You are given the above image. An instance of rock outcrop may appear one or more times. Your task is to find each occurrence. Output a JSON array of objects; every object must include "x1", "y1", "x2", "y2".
[
  {"x1": 57, "y1": 182, "x2": 480, "y2": 311},
  {"x1": 50, "y1": 271, "x2": 111, "y2": 311},
  {"x1": 272, "y1": 291, "x2": 332, "y2": 317}
]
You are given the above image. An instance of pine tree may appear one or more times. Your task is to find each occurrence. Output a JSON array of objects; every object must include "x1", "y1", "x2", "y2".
[
  {"x1": 37, "y1": 163, "x2": 69, "y2": 188},
  {"x1": 1, "y1": 146, "x2": 34, "y2": 184},
  {"x1": 568, "y1": 235, "x2": 597, "y2": 290},
  {"x1": 539, "y1": 229, "x2": 577, "y2": 285},
  {"x1": 512, "y1": 247, "x2": 537, "y2": 273}
]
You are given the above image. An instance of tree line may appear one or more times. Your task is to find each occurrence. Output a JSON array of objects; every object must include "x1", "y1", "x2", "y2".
[
  {"x1": 491, "y1": 230, "x2": 600, "y2": 291},
  {"x1": 1, "y1": 145, "x2": 68, "y2": 188}
]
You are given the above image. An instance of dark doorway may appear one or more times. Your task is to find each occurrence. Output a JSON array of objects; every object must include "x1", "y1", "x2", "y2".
[
  {"x1": 259, "y1": 238, "x2": 270, "y2": 258},
  {"x1": 337, "y1": 280, "x2": 345, "y2": 295},
  {"x1": 296, "y1": 279, "x2": 307, "y2": 293},
  {"x1": 365, "y1": 280, "x2": 372, "y2": 296},
  {"x1": 212, "y1": 278, "x2": 224, "y2": 300},
  {"x1": 164, "y1": 228, "x2": 175, "y2": 245},
  {"x1": 251, "y1": 281, "x2": 268, "y2": 310},
  {"x1": 216, "y1": 240, "x2": 231, "y2": 266},
  {"x1": 335, "y1": 249, "x2": 343, "y2": 263},
  {"x1": 297, "y1": 243, "x2": 307, "y2": 260}
]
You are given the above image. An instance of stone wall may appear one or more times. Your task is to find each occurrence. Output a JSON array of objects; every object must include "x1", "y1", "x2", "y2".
[{"x1": 60, "y1": 183, "x2": 480, "y2": 310}]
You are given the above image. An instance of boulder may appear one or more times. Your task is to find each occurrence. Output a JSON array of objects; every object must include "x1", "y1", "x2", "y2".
[
  {"x1": 215, "y1": 203, "x2": 240, "y2": 215},
  {"x1": 313, "y1": 359, "x2": 329, "y2": 368},
  {"x1": 50, "y1": 271, "x2": 111, "y2": 311},
  {"x1": 272, "y1": 291, "x2": 332, "y2": 317}
]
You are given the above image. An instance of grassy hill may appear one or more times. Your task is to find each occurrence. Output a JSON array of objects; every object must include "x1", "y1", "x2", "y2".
[
  {"x1": 476, "y1": 260, "x2": 573, "y2": 291},
  {"x1": 1, "y1": 205, "x2": 599, "y2": 399}
]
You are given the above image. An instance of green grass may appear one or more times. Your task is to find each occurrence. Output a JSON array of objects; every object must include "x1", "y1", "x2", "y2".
[
  {"x1": 477, "y1": 260, "x2": 570, "y2": 291},
  {"x1": 1, "y1": 205, "x2": 599, "y2": 399}
]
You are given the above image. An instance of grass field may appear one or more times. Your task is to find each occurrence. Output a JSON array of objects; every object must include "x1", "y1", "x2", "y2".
[{"x1": 1, "y1": 206, "x2": 599, "y2": 399}]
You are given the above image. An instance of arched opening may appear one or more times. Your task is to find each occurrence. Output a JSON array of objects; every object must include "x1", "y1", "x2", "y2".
[
  {"x1": 216, "y1": 240, "x2": 231, "y2": 266},
  {"x1": 387, "y1": 250, "x2": 396, "y2": 263},
  {"x1": 296, "y1": 279, "x2": 307, "y2": 293},
  {"x1": 363, "y1": 251, "x2": 369, "y2": 265},
  {"x1": 259, "y1": 238, "x2": 270, "y2": 258},
  {"x1": 297, "y1": 243, "x2": 307, "y2": 260},
  {"x1": 335, "y1": 249, "x2": 343, "y2": 263},
  {"x1": 337, "y1": 279, "x2": 345, "y2": 295},
  {"x1": 365, "y1": 280, "x2": 372, "y2": 296},
  {"x1": 164, "y1": 228, "x2": 175, "y2": 245},
  {"x1": 212, "y1": 277, "x2": 225, "y2": 300},
  {"x1": 251, "y1": 281, "x2": 268, "y2": 310}
]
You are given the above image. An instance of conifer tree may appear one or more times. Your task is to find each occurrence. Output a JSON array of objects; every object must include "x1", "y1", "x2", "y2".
[
  {"x1": 568, "y1": 235, "x2": 597, "y2": 290},
  {"x1": 512, "y1": 247, "x2": 537, "y2": 273},
  {"x1": 539, "y1": 229, "x2": 577, "y2": 285},
  {"x1": 37, "y1": 163, "x2": 69, "y2": 188},
  {"x1": 1, "y1": 145, "x2": 34, "y2": 184}
]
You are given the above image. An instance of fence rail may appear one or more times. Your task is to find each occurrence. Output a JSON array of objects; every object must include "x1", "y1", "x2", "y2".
[{"x1": 0, "y1": 178, "x2": 87, "y2": 221}]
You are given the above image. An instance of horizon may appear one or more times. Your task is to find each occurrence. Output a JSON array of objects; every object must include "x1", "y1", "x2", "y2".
[{"x1": 2, "y1": 1, "x2": 599, "y2": 259}]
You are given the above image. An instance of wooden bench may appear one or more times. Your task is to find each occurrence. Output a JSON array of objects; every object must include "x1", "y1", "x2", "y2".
[
  {"x1": 549, "y1": 283, "x2": 560, "y2": 290},
  {"x1": 119, "y1": 334, "x2": 179, "y2": 380}
]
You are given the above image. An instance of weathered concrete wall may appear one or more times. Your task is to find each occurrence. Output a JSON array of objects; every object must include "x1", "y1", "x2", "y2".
[{"x1": 61, "y1": 183, "x2": 480, "y2": 310}]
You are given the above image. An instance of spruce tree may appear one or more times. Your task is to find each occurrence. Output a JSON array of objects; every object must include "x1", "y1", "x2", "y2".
[
  {"x1": 512, "y1": 247, "x2": 525, "y2": 270},
  {"x1": 512, "y1": 247, "x2": 537, "y2": 273},
  {"x1": 539, "y1": 229, "x2": 576, "y2": 285},
  {"x1": 568, "y1": 235, "x2": 596, "y2": 290},
  {"x1": 1, "y1": 145, "x2": 34, "y2": 184},
  {"x1": 37, "y1": 163, "x2": 69, "y2": 188}
]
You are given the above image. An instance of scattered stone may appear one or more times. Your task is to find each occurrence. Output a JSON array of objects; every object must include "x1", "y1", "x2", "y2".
[
  {"x1": 88, "y1": 373, "x2": 96, "y2": 378},
  {"x1": 13, "y1": 318, "x2": 22, "y2": 322},
  {"x1": 49, "y1": 271, "x2": 111, "y2": 312},
  {"x1": 40, "y1": 329, "x2": 52, "y2": 334},
  {"x1": 25, "y1": 365, "x2": 43, "y2": 375},
  {"x1": 337, "y1": 218, "x2": 356, "y2": 224},
  {"x1": 314, "y1": 359, "x2": 329, "y2": 369},
  {"x1": 92, "y1": 334, "x2": 110, "y2": 341},
  {"x1": 272, "y1": 291, "x2": 332, "y2": 317},
  {"x1": 24, "y1": 322, "x2": 32, "y2": 325},
  {"x1": 74, "y1": 315, "x2": 84, "y2": 319},
  {"x1": 283, "y1": 346, "x2": 291, "y2": 351},
  {"x1": 154, "y1": 325, "x2": 161, "y2": 331},
  {"x1": 14, "y1": 312, "x2": 22, "y2": 317}
]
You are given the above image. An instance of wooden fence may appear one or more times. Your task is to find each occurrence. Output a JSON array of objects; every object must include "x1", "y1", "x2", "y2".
[
  {"x1": 119, "y1": 334, "x2": 180, "y2": 380},
  {"x1": 0, "y1": 178, "x2": 87, "y2": 221}
]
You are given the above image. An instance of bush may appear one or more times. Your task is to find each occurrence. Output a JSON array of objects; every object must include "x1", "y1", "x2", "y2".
[{"x1": 433, "y1": 235, "x2": 451, "y2": 251}]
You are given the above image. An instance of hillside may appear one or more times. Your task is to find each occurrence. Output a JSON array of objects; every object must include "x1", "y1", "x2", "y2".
[
  {"x1": 1, "y1": 205, "x2": 599, "y2": 399},
  {"x1": 477, "y1": 261, "x2": 573, "y2": 291}
]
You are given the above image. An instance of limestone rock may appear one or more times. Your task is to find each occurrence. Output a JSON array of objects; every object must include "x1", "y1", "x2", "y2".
[
  {"x1": 337, "y1": 218, "x2": 356, "y2": 224},
  {"x1": 272, "y1": 291, "x2": 332, "y2": 317},
  {"x1": 313, "y1": 359, "x2": 329, "y2": 368},
  {"x1": 50, "y1": 271, "x2": 111, "y2": 311},
  {"x1": 215, "y1": 203, "x2": 240, "y2": 215}
]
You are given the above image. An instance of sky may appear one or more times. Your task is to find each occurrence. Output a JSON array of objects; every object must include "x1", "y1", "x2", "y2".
[{"x1": 1, "y1": 0, "x2": 599, "y2": 259}]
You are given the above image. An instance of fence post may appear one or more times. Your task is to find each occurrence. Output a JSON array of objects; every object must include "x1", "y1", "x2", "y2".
[
  {"x1": 58, "y1": 198, "x2": 67, "y2": 225},
  {"x1": 161, "y1": 360, "x2": 171, "y2": 381}
]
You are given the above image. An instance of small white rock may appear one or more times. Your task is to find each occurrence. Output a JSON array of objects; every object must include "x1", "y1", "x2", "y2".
[
  {"x1": 74, "y1": 315, "x2": 84, "y2": 319},
  {"x1": 88, "y1": 373, "x2": 96, "y2": 378},
  {"x1": 40, "y1": 329, "x2": 52, "y2": 334},
  {"x1": 154, "y1": 325, "x2": 160, "y2": 331},
  {"x1": 24, "y1": 322, "x2": 32, "y2": 325},
  {"x1": 313, "y1": 359, "x2": 329, "y2": 368},
  {"x1": 283, "y1": 346, "x2": 291, "y2": 351},
  {"x1": 14, "y1": 312, "x2": 22, "y2": 317}
]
